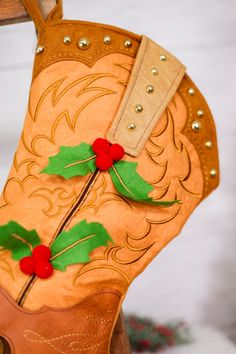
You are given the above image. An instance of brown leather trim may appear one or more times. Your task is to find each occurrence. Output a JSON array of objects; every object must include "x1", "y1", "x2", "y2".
[
  {"x1": 32, "y1": 20, "x2": 141, "y2": 80},
  {"x1": 0, "y1": 287, "x2": 122, "y2": 354},
  {"x1": 178, "y1": 74, "x2": 220, "y2": 198}
]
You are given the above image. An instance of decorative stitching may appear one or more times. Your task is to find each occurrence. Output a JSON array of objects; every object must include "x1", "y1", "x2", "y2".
[{"x1": 33, "y1": 48, "x2": 136, "y2": 80}]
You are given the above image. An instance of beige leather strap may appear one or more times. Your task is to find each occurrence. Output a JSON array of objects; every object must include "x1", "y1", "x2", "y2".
[{"x1": 106, "y1": 35, "x2": 186, "y2": 156}]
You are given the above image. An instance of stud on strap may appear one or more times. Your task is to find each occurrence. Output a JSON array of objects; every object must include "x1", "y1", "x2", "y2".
[{"x1": 106, "y1": 35, "x2": 186, "y2": 157}]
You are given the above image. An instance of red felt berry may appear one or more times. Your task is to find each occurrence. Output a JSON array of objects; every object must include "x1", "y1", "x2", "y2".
[
  {"x1": 19, "y1": 256, "x2": 35, "y2": 275},
  {"x1": 109, "y1": 143, "x2": 125, "y2": 161},
  {"x1": 95, "y1": 153, "x2": 113, "y2": 171},
  {"x1": 33, "y1": 245, "x2": 51, "y2": 261},
  {"x1": 35, "y1": 260, "x2": 53, "y2": 279},
  {"x1": 92, "y1": 138, "x2": 110, "y2": 155}
]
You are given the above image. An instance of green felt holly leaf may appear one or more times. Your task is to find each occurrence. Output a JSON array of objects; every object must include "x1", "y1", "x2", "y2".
[
  {"x1": 0, "y1": 221, "x2": 41, "y2": 261},
  {"x1": 50, "y1": 219, "x2": 113, "y2": 271},
  {"x1": 109, "y1": 160, "x2": 179, "y2": 207},
  {"x1": 41, "y1": 143, "x2": 96, "y2": 179}
]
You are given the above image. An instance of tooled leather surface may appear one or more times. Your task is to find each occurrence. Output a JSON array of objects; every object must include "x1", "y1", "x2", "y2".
[
  {"x1": 0, "y1": 54, "x2": 135, "y2": 301},
  {"x1": 33, "y1": 19, "x2": 140, "y2": 80},
  {"x1": 0, "y1": 26, "x2": 219, "y2": 354},
  {"x1": 0, "y1": 57, "x2": 219, "y2": 308},
  {"x1": 178, "y1": 75, "x2": 219, "y2": 197},
  {"x1": 18, "y1": 79, "x2": 209, "y2": 311},
  {"x1": 25, "y1": 88, "x2": 206, "y2": 310},
  {"x1": 0, "y1": 287, "x2": 121, "y2": 354}
]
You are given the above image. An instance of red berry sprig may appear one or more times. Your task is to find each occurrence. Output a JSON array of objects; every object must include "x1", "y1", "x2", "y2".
[
  {"x1": 92, "y1": 138, "x2": 125, "y2": 171},
  {"x1": 19, "y1": 245, "x2": 53, "y2": 279}
]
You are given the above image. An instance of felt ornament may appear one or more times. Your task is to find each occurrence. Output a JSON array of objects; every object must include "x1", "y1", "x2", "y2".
[
  {"x1": 42, "y1": 138, "x2": 179, "y2": 207},
  {"x1": 34, "y1": 261, "x2": 53, "y2": 279},
  {"x1": 33, "y1": 245, "x2": 51, "y2": 261},
  {"x1": 19, "y1": 256, "x2": 35, "y2": 275},
  {"x1": 0, "y1": 220, "x2": 113, "y2": 279}
]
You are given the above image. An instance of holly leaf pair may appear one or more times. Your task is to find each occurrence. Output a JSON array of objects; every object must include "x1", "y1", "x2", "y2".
[
  {"x1": 0, "y1": 220, "x2": 113, "y2": 272},
  {"x1": 41, "y1": 142, "x2": 178, "y2": 207}
]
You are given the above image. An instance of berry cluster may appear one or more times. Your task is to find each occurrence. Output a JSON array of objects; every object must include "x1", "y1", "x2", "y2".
[
  {"x1": 19, "y1": 245, "x2": 53, "y2": 279},
  {"x1": 92, "y1": 138, "x2": 125, "y2": 171}
]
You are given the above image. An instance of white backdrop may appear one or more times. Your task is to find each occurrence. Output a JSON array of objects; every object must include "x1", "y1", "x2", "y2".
[{"x1": 0, "y1": 0, "x2": 235, "y2": 339}]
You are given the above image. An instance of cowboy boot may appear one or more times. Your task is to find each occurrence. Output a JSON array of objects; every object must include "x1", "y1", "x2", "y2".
[{"x1": 0, "y1": 1, "x2": 219, "y2": 353}]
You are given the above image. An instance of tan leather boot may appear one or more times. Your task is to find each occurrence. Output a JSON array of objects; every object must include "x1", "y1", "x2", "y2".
[{"x1": 0, "y1": 1, "x2": 219, "y2": 353}]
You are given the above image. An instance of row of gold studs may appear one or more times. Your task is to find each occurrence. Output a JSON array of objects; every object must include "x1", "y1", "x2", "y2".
[
  {"x1": 35, "y1": 36, "x2": 133, "y2": 54},
  {"x1": 127, "y1": 57, "x2": 167, "y2": 130},
  {"x1": 188, "y1": 87, "x2": 217, "y2": 178}
]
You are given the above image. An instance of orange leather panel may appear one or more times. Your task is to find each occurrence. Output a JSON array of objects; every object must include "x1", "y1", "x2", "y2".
[
  {"x1": 0, "y1": 287, "x2": 121, "y2": 354},
  {"x1": 0, "y1": 1, "x2": 219, "y2": 352},
  {"x1": 0, "y1": 54, "x2": 135, "y2": 302}
]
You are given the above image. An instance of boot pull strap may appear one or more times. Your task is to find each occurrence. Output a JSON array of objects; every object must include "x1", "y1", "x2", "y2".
[
  {"x1": 47, "y1": 0, "x2": 63, "y2": 22},
  {"x1": 21, "y1": 0, "x2": 63, "y2": 33}
]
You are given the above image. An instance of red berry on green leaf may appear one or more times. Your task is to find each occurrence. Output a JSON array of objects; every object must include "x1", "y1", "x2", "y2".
[
  {"x1": 35, "y1": 260, "x2": 53, "y2": 279},
  {"x1": 92, "y1": 138, "x2": 110, "y2": 155},
  {"x1": 19, "y1": 256, "x2": 35, "y2": 275},
  {"x1": 109, "y1": 143, "x2": 125, "y2": 161},
  {"x1": 95, "y1": 153, "x2": 113, "y2": 171},
  {"x1": 33, "y1": 245, "x2": 51, "y2": 261}
]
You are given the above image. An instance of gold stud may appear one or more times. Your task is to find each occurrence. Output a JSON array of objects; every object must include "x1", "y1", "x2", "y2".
[
  {"x1": 78, "y1": 38, "x2": 90, "y2": 50},
  {"x1": 128, "y1": 123, "x2": 136, "y2": 130},
  {"x1": 197, "y1": 109, "x2": 204, "y2": 117},
  {"x1": 151, "y1": 67, "x2": 158, "y2": 75},
  {"x1": 104, "y1": 35, "x2": 112, "y2": 44},
  {"x1": 205, "y1": 141, "x2": 213, "y2": 149},
  {"x1": 191, "y1": 120, "x2": 201, "y2": 132},
  {"x1": 124, "y1": 39, "x2": 132, "y2": 48},
  {"x1": 146, "y1": 85, "x2": 154, "y2": 94},
  {"x1": 160, "y1": 55, "x2": 167, "y2": 61},
  {"x1": 135, "y1": 104, "x2": 143, "y2": 113},
  {"x1": 188, "y1": 88, "x2": 195, "y2": 96},
  {"x1": 35, "y1": 45, "x2": 44, "y2": 54},
  {"x1": 63, "y1": 36, "x2": 72, "y2": 44},
  {"x1": 210, "y1": 169, "x2": 217, "y2": 178}
]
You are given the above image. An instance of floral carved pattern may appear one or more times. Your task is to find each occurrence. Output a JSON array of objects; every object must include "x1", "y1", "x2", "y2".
[
  {"x1": 29, "y1": 187, "x2": 77, "y2": 218},
  {"x1": 73, "y1": 93, "x2": 203, "y2": 287},
  {"x1": 0, "y1": 56, "x2": 134, "y2": 294},
  {"x1": 0, "y1": 62, "x2": 131, "y2": 214},
  {"x1": 0, "y1": 249, "x2": 14, "y2": 280}
]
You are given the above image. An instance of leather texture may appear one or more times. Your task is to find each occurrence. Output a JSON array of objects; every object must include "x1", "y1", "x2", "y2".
[
  {"x1": 0, "y1": 287, "x2": 121, "y2": 354},
  {"x1": 107, "y1": 35, "x2": 186, "y2": 156},
  {"x1": 0, "y1": 0, "x2": 219, "y2": 353}
]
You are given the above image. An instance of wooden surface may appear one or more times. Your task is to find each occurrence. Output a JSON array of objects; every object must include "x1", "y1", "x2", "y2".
[{"x1": 0, "y1": 0, "x2": 56, "y2": 25}]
